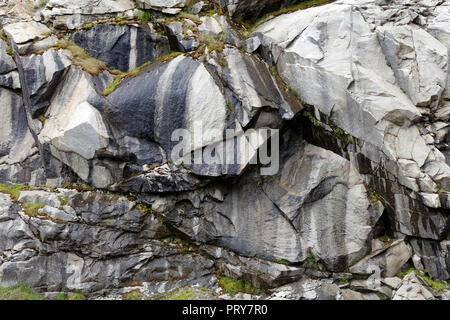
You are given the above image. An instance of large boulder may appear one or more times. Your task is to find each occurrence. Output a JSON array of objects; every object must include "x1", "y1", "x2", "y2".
[
  {"x1": 38, "y1": 66, "x2": 116, "y2": 188},
  {"x1": 349, "y1": 239, "x2": 411, "y2": 278},
  {"x1": 3, "y1": 21, "x2": 56, "y2": 55},
  {"x1": 155, "y1": 140, "x2": 383, "y2": 272}
]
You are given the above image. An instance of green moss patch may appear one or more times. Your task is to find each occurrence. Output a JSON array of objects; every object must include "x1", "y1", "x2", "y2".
[
  {"x1": 21, "y1": 202, "x2": 46, "y2": 217},
  {"x1": 0, "y1": 284, "x2": 44, "y2": 300},
  {"x1": 0, "y1": 183, "x2": 30, "y2": 201},
  {"x1": 122, "y1": 289, "x2": 144, "y2": 300},
  {"x1": 102, "y1": 52, "x2": 183, "y2": 96},
  {"x1": 218, "y1": 276, "x2": 263, "y2": 296},
  {"x1": 55, "y1": 39, "x2": 108, "y2": 76}
]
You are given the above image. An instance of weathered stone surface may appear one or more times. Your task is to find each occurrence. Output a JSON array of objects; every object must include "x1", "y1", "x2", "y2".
[
  {"x1": 136, "y1": 0, "x2": 188, "y2": 13},
  {"x1": 269, "y1": 278, "x2": 341, "y2": 300},
  {"x1": 199, "y1": 16, "x2": 223, "y2": 38},
  {"x1": 0, "y1": 39, "x2": 20, "y2": 90},
  {"x1": 39, "y1": 0, "x2": 137, "y2": 29},
  {"x1": 264, "y1": 141, "x2": 383, "y2": 271},
  {"x1": 203, "y1": 245, "x2": 305, "y2": 289},
  {"x1": 377, "y1": 25, "x2": 448, "y2": 108},
  {"x1": 111, "y1": 163, "x2": 201, "y2": 194},
  {"x1": 0, "y1": 188, "x2": 218, "y2": 294},
  {"x1": 340, "y1": 289, "x2": 380, "y2": 300},
  {"x1": 0, "y1": 39, "x2": 16, "y2": 74},
  {"x1": 3, "y1": 21, "x2": 57, "y2": 55},
  {"x1": 38, "y1": 67, "x2": 114, "y2": 188},
  {"x1": 3, "y1": 21, "x2": 51, "y2": 45},
  {"x1": 103, "y1": 55, "x2": 232, "y2": 154},
  {"x1": 207, "y1": 46, "x2": 301, "y2": 128},
  {"x1": 0, "y1": 0, "x2": 449, "y2": 300}
]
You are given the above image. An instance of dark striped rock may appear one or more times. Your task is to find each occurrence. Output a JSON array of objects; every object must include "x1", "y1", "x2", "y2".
[
  {"x1": 0, "y1": 87, "x2": 45, "y2": 186},
  {"x1": 218, "y1": 0, "x2": 301, "y2": 22},
  {"x1": 22, "y1": 49, "x2": 72, "y2": 117},
  {"x1": 103, "y1": 54, "x2": 252, "y2": 179},
  {"x1": 0, "y1": 40, "x2": 16, "y2": 74},
  {"x1": 409, "y1": 238, "x2": 449, "y2": 281},
  {"x1": 0, "y1": 39, "x2": 20, "y2": 90},
  {"x1": 208, "y1": 46, "x2": 302, "y2": 128},
  {"x1": 72, "y1": 24, "x2": 171, "y2": 72},
  {"x1": 0, "y1": 188, "x2": 217, "y2": 294}
]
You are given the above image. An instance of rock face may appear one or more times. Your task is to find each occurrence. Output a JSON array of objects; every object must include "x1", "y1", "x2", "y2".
[
  {"x1": 0, "y1": 0, "x2": 449, "y2": 300},
  {"x1": 252, "y1": 0, "x2": 449, "y2": 239},
  {"x1": 0, "y1": 190, "x2": 217, "y2": 293}
]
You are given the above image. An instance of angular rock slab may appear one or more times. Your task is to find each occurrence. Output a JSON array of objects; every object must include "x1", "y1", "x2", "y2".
[
  {"x1": 40, "y1": 0, "x2": 137, "y2": 29},
  {"x1": 349, "y1": 240, "x2": 411, "y2": 278},
  {"x1": 377, "y1": 25, "x2": 448, "y2": 108},
  {"x1": 208, "y1": 46, "x2": 301, "y2": 128},
  {"x1": 135, "y1": 0, "x2": 188, "y2": 13},
  {"x1": 3, "y1": 21, "x2": 51, "y2": 45},
  {"x1": 37, "y1": 66, "x2": 124, "y2": 188},
  {"x1": 409, "y1": 238, "x2": 449, "y2": 281}
]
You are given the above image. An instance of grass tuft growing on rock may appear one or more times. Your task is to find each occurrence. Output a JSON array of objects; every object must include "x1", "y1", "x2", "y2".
[
  {"x1": 103, "y1": 52, "x2": 183, "y2": 96},
  {"x1": 0, "y1": 284, "x2": 44, "y2": 300},
  {"x1": 218, "y1": 276, "x2": 262, "y2": 296},
  {"x1": 0, "y1": 183, "x2": 30, "y2": 201},
  {"x1": 21, "y1": 202, "x2": 46, "y2": 217},
  {"x1": 421, "y1": 274, "x2": 449, "y2": 292},
  {"x1": 138, "y1": 9, "x2": 154, "y2": 24},
  {"x1": 55, "y1": 39, "x2": 108, "y2": 76},
  {"x1": 161, "y1": 288, "x2": 197, "y2": 300},
  {"x1": 394, "y1": 269, "x2": 449, "y2": 292},
  {"x1": 122, "y1": 289, "x2": 144, "y2": 300},
  {"x1": 199, "y1": 33, "x2": 225, "y2": 54}
]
